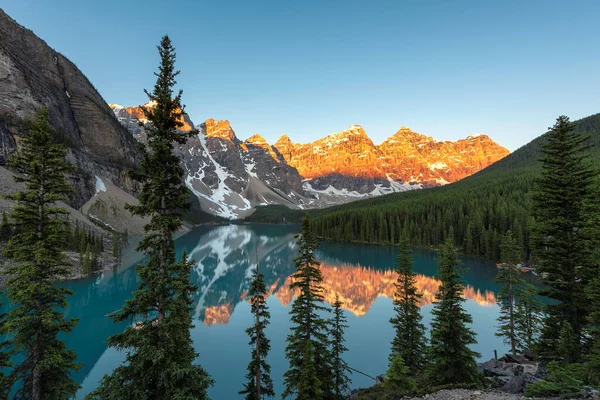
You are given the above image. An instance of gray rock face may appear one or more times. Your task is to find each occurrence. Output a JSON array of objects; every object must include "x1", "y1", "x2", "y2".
[
  {"x1": 0, "y1": 9, "x2": 141, "y2": 208},
  {"x1": 110, "y1": 107, "x2": 307, "y2": 218}
]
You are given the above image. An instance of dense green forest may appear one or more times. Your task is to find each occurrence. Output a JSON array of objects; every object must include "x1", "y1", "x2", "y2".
[{"x1": 247, "y1": 113, "x2": 600, "y2": 262}]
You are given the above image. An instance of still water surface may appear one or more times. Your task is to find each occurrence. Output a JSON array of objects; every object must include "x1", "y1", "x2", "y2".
[{"x1": 56, "y1": 223, "x2": 516, "y2": 399}]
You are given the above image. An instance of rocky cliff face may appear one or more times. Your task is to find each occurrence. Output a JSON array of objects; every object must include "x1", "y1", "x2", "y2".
[
  {"x1": 274, "y1": 124, "x2": 510, "y2": 195},
  {"x1": 0, "y1": 9, "x2": 139, "y2": 207},
  {"x1": 0, "y1": 9, "x2": 141, "y2": 207},
  {"x1": 379, "y1": 127, "x2": 510, "y2": 185}
]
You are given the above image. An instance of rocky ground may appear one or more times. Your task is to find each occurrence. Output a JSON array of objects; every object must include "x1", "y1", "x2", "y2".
[{"x1": 408, "y1": 389, "x2": 521, "y2": 400}]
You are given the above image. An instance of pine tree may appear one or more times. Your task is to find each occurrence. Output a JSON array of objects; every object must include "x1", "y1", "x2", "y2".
[
  {"x1": 64, "y1": 217, "x2": 72, "y2": 247},
  {"x1": 112, "y1": 231, "x2": 119, "y2": 259},
  {"x1": 389, "y1": 235, "x2": 427, "y2": 372},
  {"x1": 83, "y1": 244, "x2": 92, "y2": 275},
  {"x1": 558, "y1": 321, "x2": 577, "y2": 365},
  {"x1": 78, "y1": 229, "x2": 86, "y2": 254},
  {"x1": 239, "y1": 265, "x2": 275, "y2": 400},
  {"x1": 495, "y1": 231, "x2": 525, "y2": 355},
  {"x1": 532, "y1": 115, "x2": 596, "y2": 360},
  {"x1": 0, "y1": 211, "x2": 10, "y2": 242},
  {"x1": 330, "y1": 295, "x2": 351, "y2": 400},
  {"x1": 385, "y1": 354, "x2": 417, "y2": 394},
  {"x1": 283, "y1": 214, "x2": 331, "y2": 400},
  {"x1": 2, "y1": 108, "x2": 80, "y2": 398},
  {"x1": 88, "y1": 36, "x2": 212, "y2": 399},
  {"x1": 72, "y1": 220, "x2": 80, "y2": 250},
  {"x1": 426, "y1": 238, "x2": 482, "y2": 387},
  {"x1": 515, "y1": 283, "x2": 544, "y2": 352}
]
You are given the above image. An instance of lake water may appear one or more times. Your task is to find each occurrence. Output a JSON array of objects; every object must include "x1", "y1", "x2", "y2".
[{"x1": 54, "y1": 224, "x2": 521, "y2": 398}]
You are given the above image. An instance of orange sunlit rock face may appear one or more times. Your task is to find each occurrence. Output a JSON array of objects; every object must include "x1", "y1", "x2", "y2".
[
  {"x1": 274, "y1": 125, "x2": 385, "y2": 180},
  {"x1": 245, "y1": 134, "x2": 281, "y2": 162},
  {"x1": 274, "y1": 264, "x2": 497, "y2": 316},
  {"x1": 204, "y1": 118, "x2": 236, "y2": 141},
  {"x1": 274, "y1": 125, "x2": 509, "y2": 185},
  {"x1": 204, "y1": 303, "x2": 234, "y2": 326},
  {"x1": 109, "y1": 102, "x2": 194, "y2": 131}
]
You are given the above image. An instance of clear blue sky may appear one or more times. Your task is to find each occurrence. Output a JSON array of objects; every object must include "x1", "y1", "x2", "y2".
[{"x1": 2, "y1": 0, "x2": 600, "y2": 150}]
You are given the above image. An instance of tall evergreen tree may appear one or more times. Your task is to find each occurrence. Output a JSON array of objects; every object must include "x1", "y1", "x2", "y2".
[
  {"x1": 88, "y1": 36, "x2": 212, "y2": 399},
  {"x1": 558, "y1": 321, "x2": 577, "y2": 365},
  {"x1": 239, "y1": 265, "x2": 275, "y2": 400},
  {"x1": 426, "y1": 238, "x2": 482, "y2": 387},
  {"x1": 283, "y1": 215, "x2": 331, "y2": 400},
  {"x1": 82, "y1": 244, "x2": 93, "y2": 275},
  {"x1": 515, "y1": 283, "x2": 544, "y2": 352},
  {"x1": 330, "y1": 295, "x2": 351, "y2": 400},
  {"x1": 389, "y1": 235, "x2": 427, "y2": 372},
  {"x1": 385, "y1": 354, "x2": 417, "y2": 394},
  {"x1": 0, "y1": 211, "x2": 10, "y2": 242},
  {"x1": 532, "y1": 115, "x2": 596, "y2": 360},
  {"x1": 495, "y1": 231, "x2": 525, "y2": 355},
  {"x1": 112, "y1": 231, "x2": 120, "y2": 259},
  {"x1": 2, "y1": 108, "x2": 80, "y2": 399}
]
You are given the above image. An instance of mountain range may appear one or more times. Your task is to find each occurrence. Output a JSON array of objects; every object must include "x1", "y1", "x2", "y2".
[
  {"x1": 0, "y1": 7, "x2": 509, "y2": 225},
  {"x1": 109, "y1": 101, "x2": 509, "y2": 219}
]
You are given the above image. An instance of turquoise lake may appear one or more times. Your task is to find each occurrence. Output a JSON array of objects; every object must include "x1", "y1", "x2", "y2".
[{"x1": 52, "y1": 223, "x2": 528, "y2": 399}]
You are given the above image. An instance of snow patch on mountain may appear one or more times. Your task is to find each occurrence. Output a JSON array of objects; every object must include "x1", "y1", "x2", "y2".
[{"x1": 95, "y1": 176, "x2": 107, "y2": 193}]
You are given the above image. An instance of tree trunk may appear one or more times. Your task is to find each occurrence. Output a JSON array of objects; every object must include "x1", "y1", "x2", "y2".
[
  {"x1": 32, "y1": 198, "x2": 45, "y2": 400},
  {"x1": 255, "y1": 306, "x2": 261, "y2": 399},
  {"x1": 32, "y1": 297, "x2": 42, "y2": 400}
]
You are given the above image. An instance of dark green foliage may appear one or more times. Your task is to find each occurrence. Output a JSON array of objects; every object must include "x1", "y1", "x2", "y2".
[
  {"x1": 0, "y1": 211, "x2": 9, "y2": 242},
  {"x1": 330, "y1": 295, "x2": 351, "y2": 400},
  {"x1": 112, "y1": 231, "x2": 119, "y2": 259},
  {"x1": 426, "y1": 238, "x2": 482, "y2": 387},
  {"x1": 385, "y1": 354, "x2": 417, "y2": 395},
  {"x1": 82, "y1": 244, "x2": 93, "y2": 275},
  {"x1": 495, "y1": 231, "x2": 525, "y2": 355},
  {"x1": 63, "y1": 221, "x2": 103, "y2": 276},
  {"x1": 587, "y1": 278, "x2": 600, "y2": 386},
  {"x1": 283, "y1": 215, "x2": 332, "y2": 400},
  {"x1": 239, "y1": 266, "x2": 275, "y2": 399},
  {"x1": 389, "y1": 236, "x2": 426, "y2": 372},
  {"x1": 0, "y1": 305, "x2": 12, "y2": 400},
  {"x1": 532, "y1": 116, "x2": 597, "y2": 361},
  {"x1": 88, "y1": 36, "x2": 212, "y2": 399},
  {"x1": 524, "y1": 362, "x2": 585, "y2": 398},
  {"x1": 558, "y1": 322, "x2": 578, "y2": 365},
  {"x1": 2, "y1": 108, "x2": 80, "y2": 398},
  {"x1": 515, "y1": 283, "x2": 544, "y2": 352}
]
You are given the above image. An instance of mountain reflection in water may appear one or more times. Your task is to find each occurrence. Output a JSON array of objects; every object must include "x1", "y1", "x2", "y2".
[{"x1": 179, "y1": 224, "x2": 496, "y2": 326}]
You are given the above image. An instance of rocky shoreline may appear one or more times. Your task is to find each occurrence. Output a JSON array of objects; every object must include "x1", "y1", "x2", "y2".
[{"x1": 351, "y1": 354, "x2": 599, "y2": 400}]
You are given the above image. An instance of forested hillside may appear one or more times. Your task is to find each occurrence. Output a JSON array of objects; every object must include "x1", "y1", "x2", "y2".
[{"x1": 250, "y1": 113, "x2": 600, "y2": 262}]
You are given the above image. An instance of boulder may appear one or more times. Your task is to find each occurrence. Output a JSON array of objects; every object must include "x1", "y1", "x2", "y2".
[
  {"x1": 499, "y1": 353, "x2": 531, "y2": 364},
  {"x1": 500, "y1": 375, "x2": 527, "y2": 394}
]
